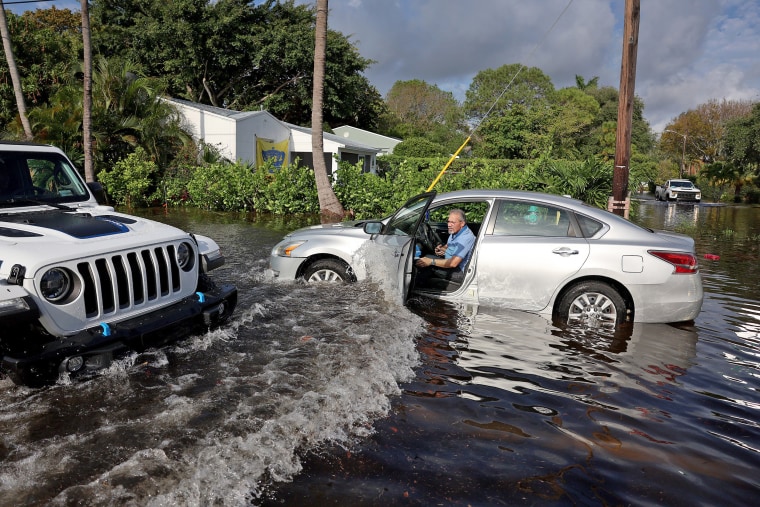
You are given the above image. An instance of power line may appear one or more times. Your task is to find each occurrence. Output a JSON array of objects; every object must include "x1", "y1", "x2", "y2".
[{"x1": 3, "y1": 1, "x2": 60, "y2": 6}]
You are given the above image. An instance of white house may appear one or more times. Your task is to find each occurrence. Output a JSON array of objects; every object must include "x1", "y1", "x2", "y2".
[
  {"x1": 168, "y1": 98, "x2": 291, "y2": 166},
  {"x1": 285, "y1": 122, "x2": 381, "y2": 175},
  {"x1": 168, "y1": 98, "x2": 382, "y2": 176},
  {"x1": 332, "y1": 125, "x2": 402, "y2": 156}
]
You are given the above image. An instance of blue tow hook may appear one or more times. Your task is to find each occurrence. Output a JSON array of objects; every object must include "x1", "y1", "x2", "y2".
[
  {"x1": 196, "y1": 292, "x2": 206, "y2": 303},
  {"x1": 99, "y1": 322, "x2": 112, "y2": 337}
]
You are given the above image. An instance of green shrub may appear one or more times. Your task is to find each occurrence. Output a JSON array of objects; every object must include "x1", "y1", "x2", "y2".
[
  {"x1": 185, "y1": 161, "x2": 257, "y2": 211},
  {"x1": 251, "y1": 162, "x2": 319, "y2": 214},
  {"x1": 393, "y1": 137, "x2": 450, "y2": 157},
  {"x1": 97, "y1": 147, "x2": 157, "y2": 207},
  {"x1": 151, "y1": 153, "x2": 628, "y2": 217}
]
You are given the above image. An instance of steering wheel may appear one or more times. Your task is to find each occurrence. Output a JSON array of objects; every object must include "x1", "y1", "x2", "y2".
[{"x1": 416, "y1": 222, "x2": 441, "y2": 254}]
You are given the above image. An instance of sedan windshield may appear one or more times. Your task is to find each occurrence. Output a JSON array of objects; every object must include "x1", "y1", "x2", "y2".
[{"x1": 0, "y1": 151, "x2": 89, "y2": 206}]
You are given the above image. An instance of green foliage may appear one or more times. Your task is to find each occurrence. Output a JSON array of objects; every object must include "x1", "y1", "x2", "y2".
[
  {"x1": 333, "y1": 161, "x2": 398, "y2": 218},
  {"x1": 393, "y1": 137, "x2": 450, "y2": 157},
  {"x1": 90, "y1": 0, "x2": 383, "y2": 129},
  {"x1": 183, "y1": 162, "x2": 256, "y2": 211},
  {"x1": 724, "y1": 102, "x2": 760, "y2": 171},
  {"x1": 579, "y1": 86, "x2": 653, "y2": 159},
  {"x1": 474, "y1": 106, "x2": 541, "y2": 159},
  {"x1": 158, "y1": 159, "x2": 319, "y2": 213},
  {"x1": 251, "y1": 162, "x2": 320, "y2": 214},
  {"x1": 464, "y1": 64, "x2": 555, "y2": 124},
  {"x1": 97, "y1": 147, "x2": 157, "y2": 207},
  {"x1": 331, "y1": 155, "x2": 618, "y2": 219},
  {"x1": 383, "y1": 79, "x2": 466, "y2": 150},
  {"x1": 0, "y1": 8, "x2": 81, "y2": 128},
  {"x1": 524, "y1": 155, "x2": 613, "y2": 208},
  {"x1": 546, "y1": 88, "x2": 600, "y2": 159}
]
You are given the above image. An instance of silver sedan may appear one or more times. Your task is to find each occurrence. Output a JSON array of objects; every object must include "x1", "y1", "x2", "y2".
[{"x1": 268, "y1": 190, "x2": 703, "y2": 327}]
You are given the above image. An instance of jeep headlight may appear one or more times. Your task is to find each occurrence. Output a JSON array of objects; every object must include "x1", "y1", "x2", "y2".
[
  {"x1": 177, "y1": 241, "x2": 195, "y2": 271},
  {"x1": 40, "y1": 267, "x2": 74, "y2": 303},
  {"x1": 274, "y1": 241, "x2": 306, "y2": 257}
]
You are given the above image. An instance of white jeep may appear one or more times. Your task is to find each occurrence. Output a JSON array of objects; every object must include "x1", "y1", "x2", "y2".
[{"x1": 0, "y1": 142, "x2": 237, "y2": 386}]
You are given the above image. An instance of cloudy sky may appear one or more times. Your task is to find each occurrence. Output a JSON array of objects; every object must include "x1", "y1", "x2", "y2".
[{"x1": 12, "y1": 0, "x2": 760, "y2": 132}]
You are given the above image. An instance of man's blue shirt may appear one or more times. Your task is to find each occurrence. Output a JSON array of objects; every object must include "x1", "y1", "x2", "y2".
[{"x1": 445, "y1": 225, "x2": 475, "y2": 272}]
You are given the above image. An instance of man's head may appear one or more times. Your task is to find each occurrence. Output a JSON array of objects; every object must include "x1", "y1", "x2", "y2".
[{"x1": 447, "y1": 209, "x2": 466, "y2": 235}]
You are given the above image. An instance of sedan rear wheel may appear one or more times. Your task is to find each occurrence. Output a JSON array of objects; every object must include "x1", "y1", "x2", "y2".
[
  {"x1": 304, "y1": 259, "x2": 353, "y2": 282},
  {"x1": 557, "y1": 281, "x2": 628, "y2": 329}
]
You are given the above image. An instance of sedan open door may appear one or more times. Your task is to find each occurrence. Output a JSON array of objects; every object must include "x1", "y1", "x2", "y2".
[{"x1": 364, "y1": 192, "x2": 436, "y2": 304}]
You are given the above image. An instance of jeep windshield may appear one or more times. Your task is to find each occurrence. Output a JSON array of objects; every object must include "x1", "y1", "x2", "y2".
[{"x1": 0, "y1": 151, "x2": 90, "y2": 207}]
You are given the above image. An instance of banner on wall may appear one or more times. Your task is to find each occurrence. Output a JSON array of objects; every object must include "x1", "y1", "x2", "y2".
[{"x1": 256, "y1": 137, "x2": 289, "y2": 170}]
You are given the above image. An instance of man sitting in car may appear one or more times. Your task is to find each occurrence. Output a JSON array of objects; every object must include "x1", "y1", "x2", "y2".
[{"x1": 415, "y1": 208, "x2": 475, "y2": 287}]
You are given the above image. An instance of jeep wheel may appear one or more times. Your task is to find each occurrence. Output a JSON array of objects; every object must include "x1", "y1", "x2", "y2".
[{"x1": 303, "y1": 259, "x2": 353, "y2": 282}]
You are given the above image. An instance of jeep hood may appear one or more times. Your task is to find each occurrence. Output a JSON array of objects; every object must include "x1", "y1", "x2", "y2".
[
  {"x1": 0, "y1": 210, "x2": 132, "y2": 239},
  {"x1": 0, "y1": 209, "x2": 191, "y2": 271}
]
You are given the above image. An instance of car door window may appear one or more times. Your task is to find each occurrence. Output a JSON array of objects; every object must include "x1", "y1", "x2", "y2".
[
  {"x1": 493, "y1": 201, "x2": 576, "y2": 237},
  {"x1": 426, "y1": 201, "x2": 490, "y2": 240},
  {"x1": 384, "y1": 192, "x2": 434, "y2": 236}
]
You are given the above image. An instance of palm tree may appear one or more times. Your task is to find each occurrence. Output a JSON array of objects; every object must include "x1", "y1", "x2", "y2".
[
  {"x1": 0, "y1": 1, "x2": 32, "y2": 140},
  {"x1": 575, "y1": 75, "x2": 599, "y2": 91},
  {"x1": 90, "y1": 56, "x2": 190, "y2": 168},
  {"x1": 311, "y1": 0, "x2": 344, "y2": 221},
  {"x1": 81, "y1": 0, "x2": 94, "y2": 182}
]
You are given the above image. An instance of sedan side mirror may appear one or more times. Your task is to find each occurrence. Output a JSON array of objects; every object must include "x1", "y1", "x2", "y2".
[{"x1": 363, "y1": 221, "x2": 383, "y2": 235}]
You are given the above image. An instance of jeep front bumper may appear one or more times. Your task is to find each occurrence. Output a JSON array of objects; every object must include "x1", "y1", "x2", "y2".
[{"x1": 1, "y1": 284, "x2": 237, "y2": 386}]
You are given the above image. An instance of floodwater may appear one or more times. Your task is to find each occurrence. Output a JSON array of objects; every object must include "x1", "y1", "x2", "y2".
[{"x1": 1, "y1": 200, "x2": 758, "y2": 506}]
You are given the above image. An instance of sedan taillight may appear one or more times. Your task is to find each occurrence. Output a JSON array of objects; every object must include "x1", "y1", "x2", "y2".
[{"x1": 648, "y1": 251, "x2": 699, "y2": 274}]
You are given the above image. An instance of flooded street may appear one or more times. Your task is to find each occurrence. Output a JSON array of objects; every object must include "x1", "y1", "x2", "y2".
[{"x1": 1, "y1": 200, "x2": 759, "y2": 506}]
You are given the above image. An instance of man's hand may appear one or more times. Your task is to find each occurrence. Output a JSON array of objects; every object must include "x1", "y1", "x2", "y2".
[
  {"x1": 434, "y1": 244, "x2": 446, "y2": 256},
  {"x1": 415, "y1": 257, "x2": 433, "y2": 268}
]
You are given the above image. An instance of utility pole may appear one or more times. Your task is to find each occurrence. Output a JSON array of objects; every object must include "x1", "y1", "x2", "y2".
[
  {"x1": 663, "y1": 129, "x2": 688, "y2": 177},
  {"x1": 610, "y1": 0, "x2": 640, "y2": 218}
]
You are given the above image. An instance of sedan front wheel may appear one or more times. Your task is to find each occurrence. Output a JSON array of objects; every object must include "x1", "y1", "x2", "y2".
[
  {"x1": 556, "y1": 281, "x2": 628, "y2": 328},
  {"x1": 303, "y1": 259, "x2": 353, "y2": 282}
]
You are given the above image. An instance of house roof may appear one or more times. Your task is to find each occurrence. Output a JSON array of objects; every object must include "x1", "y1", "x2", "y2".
[
  {"x1": 167, "y1": 97, "x2": 274, "y2": 122},
  {"x1": 332, "y1": 125, "x2": 401, "y2": 144},
  {"x1": 284, "y1": 122, "x2": 381, "y2": 153}
]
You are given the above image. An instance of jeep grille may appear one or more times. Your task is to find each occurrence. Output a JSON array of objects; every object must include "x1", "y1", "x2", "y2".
[{"x1": 76, "y1": 245, "x2": 185, "y2": 318}]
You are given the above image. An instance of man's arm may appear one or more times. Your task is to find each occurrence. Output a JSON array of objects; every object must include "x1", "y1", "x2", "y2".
[{"x1": 416, "y1": 255, "x2": 463, "y2": 269}]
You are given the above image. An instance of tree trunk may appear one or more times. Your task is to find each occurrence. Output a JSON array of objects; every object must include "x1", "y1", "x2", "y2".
[
  {"x1": 0, "y1": 1, "x2": 33, "y2": 141},
  {"x1": 81, "y1": 0, "x2": 95, "y2": 182},
  {"x1": 311, "y1": 0, "x2": 344, "y2": 222}
]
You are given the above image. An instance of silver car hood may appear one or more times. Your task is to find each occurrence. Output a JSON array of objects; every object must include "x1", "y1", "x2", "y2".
[{"x1": 287, "y1": 220, "x2": 378, "y2": 238}]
